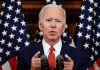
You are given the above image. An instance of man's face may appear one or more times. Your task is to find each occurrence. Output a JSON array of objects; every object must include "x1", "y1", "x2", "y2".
[{"x1": 39, "y1": 7, "x2": 65, "y2": 41}]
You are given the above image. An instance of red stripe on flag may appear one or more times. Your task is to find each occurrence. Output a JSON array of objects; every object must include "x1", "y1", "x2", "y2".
[
  {"x1": 96, "y1": 58, "x2": 100, "y2": 67},
  {"x1": 0, "y1": 66, "x2": 2, "y2": 70},
  {"x1": 8, "y1": 57, "x2": 18, "y2": 70},
  {"x1": 88, "y1": 65, "x2": 95, "y2": 70}
]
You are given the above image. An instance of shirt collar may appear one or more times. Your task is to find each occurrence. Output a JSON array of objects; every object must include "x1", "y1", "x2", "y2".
[{"x1": 42, "y1": 39, "x2": 62, "y2": 57}]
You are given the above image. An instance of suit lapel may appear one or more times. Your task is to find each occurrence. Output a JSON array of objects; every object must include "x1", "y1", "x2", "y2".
[
  {"x1": 36, "y1": 41, "x2": 44, "y2": 56},
  {"x1": 60, "y1": 41, "x2": 70, "y2": 60}
]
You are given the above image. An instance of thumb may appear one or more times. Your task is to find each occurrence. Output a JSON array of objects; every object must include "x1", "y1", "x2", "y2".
[
  {"x1": 34, "y1": 51, "x2": 40, "y2": 58},
  {"x1": 65, "y1": 54, "x2": 72, "y2": 62}
]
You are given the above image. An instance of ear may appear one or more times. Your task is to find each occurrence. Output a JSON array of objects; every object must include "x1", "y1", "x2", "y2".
[
  {"x1": 38, "y1": 21, "x2": 43, "y2": 31},
  {"x1": 62, "y1": 24, "x2": 66, "y2": 32}
]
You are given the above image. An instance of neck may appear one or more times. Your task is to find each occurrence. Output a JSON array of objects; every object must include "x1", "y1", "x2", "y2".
[{"x1": 44, "y1": 38, "x2": 60, "y2": 47}]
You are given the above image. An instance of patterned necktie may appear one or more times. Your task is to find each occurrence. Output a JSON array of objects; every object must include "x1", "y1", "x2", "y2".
[{"x1": 48, "y1": 47, "x2": 55, "y2": 70}]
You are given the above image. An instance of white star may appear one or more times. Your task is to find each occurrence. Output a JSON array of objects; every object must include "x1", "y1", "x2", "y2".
[
  {"x1": 87, "y1": 16, "x2": 92, "y2": 22},
  {"x1": 13, "y1": 17, "x2": 19, "y2": 23},
  {"x1": 90, "y1": 55, "x2": 94, "y2": 61},
  {"x1": 11, "y1": 0, "x2": 15, "y2": 2},
  {"x1": 4, "y1": 22, "x2": 9, "y2": 27},
  {"x1": 97, "y1": 23, "x2": 100, "y2": 28},
  {"x1": 94, "y1": 2, "x2": 98, "y2": 7},
  {"x1": 88, "y1": 7, "x2": 93, "y2": 13},
  {"x1": 15, "y1": 8, "x2": 20, "y2": 14},
  {"x1": 7, "y1": 5, "x2": 13, "y2": 11},
  {"x1": 52, "y1": 0, "x2": 56, "y2": 4},
  {"x1": 79, "y1": 14, "x2": 84, "y2": 20},
  {"x1": 15, "y1": 45, "x2": 20, "y2": 51},
  {"x1": 78, "y1": 23, "x2": 83, "y2": 28},
  {"x1": 37, "y1": 39, "x2": 41, "y2": 43},
  {"x1": 46, "y1": 0, "x2": 50, "y2": 3},
  {"x1": 89, "y1": 0, "x2": 94, "y2": 4},
  {"x1": 99, "y1": 16, "x2": 100, "y2": 18},
  {"x1": 0, "y1": 57, "x2": 2, "y2": 62},
  {"x1": 9, "y1": 33, "x2": 15, "y2": 39},
  {"x1": 0, "y1": 19, "x2": 2, "y2": 24},
  {"x1": 24, "y1": 41, "x2": 30, "y2": 47},
  {"x1": 17, "y1": 1, "x2": 21, "y2": 5},
  {"x1": 86, "y1": 25, "x2": 91, "y2": 31},
  {"x1": 11, "y1": 25, "x2": 17, "y2": 31},
  {"x1": 0, "y1": 11, "x2": 4, "y2": 16},
  {"x1": 77, "y1": 32, "x2": 83, "y2": 37},
  {"x1": 5, "y1": 14, "x2": 11, "y2": 19},
  {"x1": 17, "y1": 37, "x2": 22, "y2": 43},
  {"x1": 19, "y1": 29, "x2": 25, "y2": 34},
  {"x1": 5, "y1": 51, "x2": 10, "y2": 56},
  {"x1": 21, "y1": 21, "x2": 26, "y2": 26},
  {"x1": 91, "y1": 47, "x2": 94, "y2": 51},
  {"x1": 84, "y1": 43, "x2": 89, "y2": 48},
  {"x1": 0, "y1": 39, "x2": 5, "y2": 45},
  {"x1": 81, "y1": 5, "x2": 85, "y2": 11},
  {"x1": 7, "y1": 42, "x2": 12, "y2": 47},
  {"x1": 85, "y1": 34, "x2": 90, "y2": 39},
  {"x1": 94, "y1": 11, "x2": 96, "y2": 16},
  {"x1": 94, "y1": 50, "x2": 98, "y2": 55},
  {"x1": 2, "y1": 2, "x2": 6, "y2": 7},
  {"x1": 96, "y1": 32, "x2": 100, "y2": 38},
  {"x1": 95, "y1": 41, "x2": 99, "y2": 46},
  {"x1": 63, "y1": 32, "x2": 67, "y2": 37},
  {"x1": 2, "y1": 30, "x2": 7, "y2": 36},
  {"x1": 39, "y1": 31, "x2": 43, "y2": 36},
  {"x1": 27, "y1": 34, "x2": 30, "y2": 38},
  {"x1": 0, "y1": 48, "x2": 3, "y2": 53}
]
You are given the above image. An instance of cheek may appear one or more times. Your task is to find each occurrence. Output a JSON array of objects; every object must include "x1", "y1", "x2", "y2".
[{"x1": 58, "y1": 26, "x2": 65, "y2": 33}]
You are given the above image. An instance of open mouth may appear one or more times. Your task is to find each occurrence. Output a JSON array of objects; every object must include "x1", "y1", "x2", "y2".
[{"x1": 50, "y1": 31, "x2": 57, "y2": 35}]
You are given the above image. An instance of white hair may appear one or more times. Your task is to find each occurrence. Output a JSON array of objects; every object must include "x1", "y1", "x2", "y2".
[{"x1": 39, "y1": 4, "x2": 66, "y2": 24}]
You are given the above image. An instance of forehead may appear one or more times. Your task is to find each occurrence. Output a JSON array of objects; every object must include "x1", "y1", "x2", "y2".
[{"x1": 43, "y1": 7, "x2": 64, "y2": 18}]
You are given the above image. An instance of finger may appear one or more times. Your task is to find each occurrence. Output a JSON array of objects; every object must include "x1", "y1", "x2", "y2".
[
  {"x1": 65, "y1": 54, "x2": 72, "y2": 62},
  {"x1": 32, "y1": 58, "x2": 41, "y2": 63},
  {"x1": 64, "y1": 61, "x2": 73, "y2": 65},
  {"x1": 64, "y1": 61, "x2": 74, "y2": 70},
  {"x1": 34, "y1": 51, "x2": 40, "y2": 58},
  {"x1": 63, "y1": 67, "x2": 72, "y2": 70}
]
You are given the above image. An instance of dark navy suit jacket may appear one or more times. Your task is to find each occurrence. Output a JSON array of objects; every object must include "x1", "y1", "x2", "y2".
[{"x1": 17, "y1": 41, "x2": 89, "y2": 70}]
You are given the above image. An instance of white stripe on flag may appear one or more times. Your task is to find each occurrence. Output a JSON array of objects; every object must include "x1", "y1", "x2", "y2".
[
  {"x1": 94, "y1": 61, "x2": 99, "y2": 70},
  {"x1": 2, "y1": 61, "x2": 11, "y2": 70}
]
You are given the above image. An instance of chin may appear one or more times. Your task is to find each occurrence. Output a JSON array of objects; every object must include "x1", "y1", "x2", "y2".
[{"x1": 49, "y1": 37, "x2": 58, "y2": 41}]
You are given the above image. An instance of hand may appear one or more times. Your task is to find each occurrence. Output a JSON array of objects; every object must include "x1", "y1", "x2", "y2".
[
  {"x1": 30, "y1": 51, "x2": 41, "y2": 70},
  {"x1": 63, "y1": 54, "x2": 74, "y2": 70}
]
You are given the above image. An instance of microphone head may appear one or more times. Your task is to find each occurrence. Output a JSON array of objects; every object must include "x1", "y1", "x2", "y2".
[
  {"x1": 56, "y1": 55, "x2": 64, "y2": 70},
  {"x1": 41, "y1": 55, "x2": 47, "y2": 59},
  {"x1": 41, "y1": 55, "x2": 49, "y2": 70}
]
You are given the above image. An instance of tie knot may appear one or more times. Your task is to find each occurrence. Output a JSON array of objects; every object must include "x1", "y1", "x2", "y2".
[{"x1": 50, "y1": 47, "x2": 54, "y2": 53}]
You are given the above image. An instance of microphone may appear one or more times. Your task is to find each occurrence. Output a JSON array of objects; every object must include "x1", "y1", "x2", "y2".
[
  {"x1": 56, "y1": 55, "x2": 64, "y2": 70},
  {"x1": 41, "y1": 55, "x2": 49, "y2": 70}
]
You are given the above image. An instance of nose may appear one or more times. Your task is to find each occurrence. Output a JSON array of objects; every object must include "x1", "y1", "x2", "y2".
[{"x1": 50, "y1": 20, "x2": 56, "y2": 28}]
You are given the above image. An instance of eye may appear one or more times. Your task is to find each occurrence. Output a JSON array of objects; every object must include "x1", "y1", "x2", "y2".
[
  {"x1": 56, "y1": 20, "x2": 61, "y2": 22},
  {"x1": 55, "y1": 19, "x2": 62, "y2": 23},
  {"x1": 47, "y1": 19, "x2": 51, "y2": 21},
  {"x1": 45, "y1": 18, "x2": 52, "y2": 23},
  {"x1": 46, "y1": 19, "x2": 52, "y2": 22}
]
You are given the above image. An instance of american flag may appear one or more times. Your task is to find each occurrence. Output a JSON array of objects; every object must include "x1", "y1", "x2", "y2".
[
  {"x1": 74, "y1": 0, "x2": 100, "y2": 70},
  {"x1": 0, "y1": 0, "x2": 31, "y2": 70}
]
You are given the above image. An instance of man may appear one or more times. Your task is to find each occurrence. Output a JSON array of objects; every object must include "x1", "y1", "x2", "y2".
[{"x1": 17, "y1": 4, "x2": 89, "y2": 70}]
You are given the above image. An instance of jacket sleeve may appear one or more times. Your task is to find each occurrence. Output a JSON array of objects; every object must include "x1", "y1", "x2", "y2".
[
  {"x1": 77, "y1": 50, "x2": 91, "y2": 70},
  {"x1": 17, "y1": 50, "x2": 30, "y2": 70}
]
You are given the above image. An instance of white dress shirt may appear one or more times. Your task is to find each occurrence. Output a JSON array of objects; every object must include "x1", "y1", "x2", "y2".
[{"x1": 42, "y1": 39, "x2": 62, "y2": 58}]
